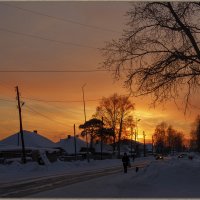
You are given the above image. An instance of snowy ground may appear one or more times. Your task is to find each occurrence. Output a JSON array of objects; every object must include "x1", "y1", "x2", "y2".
[
  {"x1": 0, "y1": 159, "x2": 119, "y2": 184},
  {"x1": 1, "y1": 153, "x2": 200, "y2": 198},
  {"x1": 31, "y1": 154, "x2": 200, "y2": 198}
]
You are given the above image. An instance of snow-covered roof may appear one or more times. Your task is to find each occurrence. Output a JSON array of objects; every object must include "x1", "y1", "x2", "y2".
[
  {"x1": 0, "y1": 145, "x2": 59, "y2": 153},
  {"x1": 0, "y1": 130, "x2": 56, "y2": 148},
  {"x1": 57, "y1": 136, "x2": 86, "y2": 154}
]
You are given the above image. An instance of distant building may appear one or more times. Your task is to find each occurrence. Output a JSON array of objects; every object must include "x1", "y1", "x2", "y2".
[
  {"x1": 56, "y1": 135, "x2": 87, "y2": 154},
  {"x1": 0, "y1": 130, "x2": 59, "y2": 164}
]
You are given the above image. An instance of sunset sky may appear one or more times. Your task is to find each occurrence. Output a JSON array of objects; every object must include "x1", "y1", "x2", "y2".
[{"x1": 0, "y1": 1, "x2": 200, "y2": 143}]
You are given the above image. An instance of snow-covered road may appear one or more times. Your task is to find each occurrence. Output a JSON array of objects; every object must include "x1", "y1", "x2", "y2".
[
  {"x1": 30, "y1": 155, "x2": 200, "y2": 198},
  {"x1": 3, "y1": 155, "x2": 200, "y2": 198},
  {"x1": 0, "y1": 161, "x2": 149, "y2": 197}
]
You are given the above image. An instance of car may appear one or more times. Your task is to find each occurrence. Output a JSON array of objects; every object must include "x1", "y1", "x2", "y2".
[
  {"x1": 178, "y1": 153, "x2": 188, "y2": 158},
  {"x1": 155, "y1": 154, "x2": 164, "y2": 160}
]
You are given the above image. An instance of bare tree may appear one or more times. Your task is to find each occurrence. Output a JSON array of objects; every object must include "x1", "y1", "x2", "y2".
[
  {"x1": 166, "y1": 125, "x2": 176, "y2": 153},
  {"x1": 154, "y1": 122, "x2": 185, "y2": 153},
  {"x1": 102, "y1": 2, "x2": 200, "y2": 111},
  {"x1": 124, "y1": 115, "x2": 135, "y2": 137},
  {"x1": 94, "y1": 93, "x2": 120, "y2": 152},
  {"x1": 173, "y1": 131, "x2": 184, "y2": 152},
  {"x1": 153, "y1": 122, "x2": 168, "y2": 153},
  {"x1": 117, "y1": 95, "x2": 135, "y2": 157},
  {"x1": 166, "y1": 126, "x2": 184, "y2": 153},
  {"x1": 94, "y1": 93, "x2": 135, "y2": 157},
  {"x1": 190, "y1": 115, "x2": 200, "y2": 151}
]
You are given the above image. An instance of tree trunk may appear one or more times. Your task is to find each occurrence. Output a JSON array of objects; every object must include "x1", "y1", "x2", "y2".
[
  {"x1": 90, "y1": 136, "x2": 94, "y2": 150},
  {"x1": 117, "y1": 117, "x2": 123, "y2": 158},
  {"x1": 113, "y1": 135, "x2": 116, "y2": 153},
  {"x1": 112, "y1": 126, "x2": 116, "y2": 154}
]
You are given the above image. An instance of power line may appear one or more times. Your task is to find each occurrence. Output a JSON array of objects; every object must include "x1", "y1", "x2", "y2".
[
  {"x1": 0, "y1": 27, "x2": 97, "y2": 50},
  {"x1": 1, "y1": 2, "x2": 121, "y2": 34},
  {"x1": 23, "y1": 96, "x2": 89, "y2": 114},
  {"x1": 22, "y1": 94, "x2": 131, "y2": 103},
  {"x1": 0, "y1": 69, "x2": 111, "y2": 73},
  {"x1": 0, "y1": 126, "x2": 17, "y2": 134},
  {"x1": 25, "y1": 104, "x2": 68, "y2": 128},
  {"x1": 0, "y1": 81, "x2": 14, "y2": 91},
  {"x1": 23, "y1": 96, "x2": 96, "y2": 115},
  {"x1": 23, "y1": 96, "x2": 101, "y2": 103},
  {"x1": 0, "y1": 98, "x2": 15, "y2": 103}
]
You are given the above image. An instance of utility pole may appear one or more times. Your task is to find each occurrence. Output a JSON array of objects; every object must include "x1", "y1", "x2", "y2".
[
  {"x1": 130, "y1": 127, "x2": 133, "y2": 158},
  {"x1": 82, "y1": 83, "x2": 89, "y2": 162},
  {"x1": 15, "y1": 86, "x2": 26, "y2": 164},
  {"x1": 101, "y1": 117, "x2": 103, "y2": 160},
  {"x1": 134, "y1": 129, "x2": 137, "y2": 157},
  {"x1": 17, "y1": 131, "x2": 20, "y2": 146},
  {"x1": 74, "y1": 124, "x2": 77, "y2": 160},
  {"x1": 135, "y1": 129, "x2": 137, "y2": 142},
  {"x1": 152, "y1": 135, "x2": 154, "y2": 154},
  {"x1": 143, "y1": 131, "x2": 146, "y2": 157}
]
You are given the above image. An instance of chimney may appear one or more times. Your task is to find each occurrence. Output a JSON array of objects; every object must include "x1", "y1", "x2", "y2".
[
  {"x1": 68, "y1": 135, "x2": 71, "y2": 139},
  {"x1": 33, "y1": 130, "x2": 37, "y2": 134}
]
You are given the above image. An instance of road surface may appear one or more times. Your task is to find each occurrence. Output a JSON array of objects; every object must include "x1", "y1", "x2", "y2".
[{"x1": 0, "y1": 161, "x2": 149, "y2": 197}]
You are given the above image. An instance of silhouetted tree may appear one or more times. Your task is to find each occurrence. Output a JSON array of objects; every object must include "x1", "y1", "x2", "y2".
[
  {"x1": 102, "y1": 2, "x2": 200, "y2": 111},
  {"x1": 174, "y1": 131, "x2": 184, "y2": 152},
  {"x1": 96, "y1": 127, "x2": 115, "y2": 144},
  {"x1": 153, "y1": 122, "x2": 167, "y2": 153},
  {"x1": 190, "y1": 115, "x2": 200, "y2": 151},
  {"x1": 79, "y1": 118, "x2": 103, "y2": 149},
  {"x1": 154, "y1": 122, "x2": 184, "y2": 153},
  {"x1": 124, "y1": 115, "x2": 135, "y2": 137},
  {"x1": 166, "y1": 126, "x2": 174, "y2": 153},
  {"x1": 94, "y1": 93, "x2": 135, "y2": 157}
]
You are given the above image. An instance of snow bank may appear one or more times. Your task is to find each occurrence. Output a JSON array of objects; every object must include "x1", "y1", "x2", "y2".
[
  {"x1": 0, "y1": 158, "x2": 122, "y2": 184},
  {"x1": 2, "y1": 154, "x2": 200, "y2": 198},
  {"x1": 31, "y1": 155, "x2": 200, "y2": 198}
]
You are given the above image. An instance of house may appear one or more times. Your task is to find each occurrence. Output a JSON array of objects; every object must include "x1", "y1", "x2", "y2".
[
  {"x1": 0, "y1": 130, "x2": 59, "y2": 164},
  {"x1": 56, "y1": 135, "x2": 87, "y2": 155},
  {"x1": 0, "y1": 130, "x2": 56, "y2": 148},
  {"x1": 93, "y1": 141, "x2": 112, "y2": 153}
]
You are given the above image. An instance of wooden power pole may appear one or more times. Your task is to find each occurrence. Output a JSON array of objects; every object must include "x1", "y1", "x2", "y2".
[
  {"x1": 15, "y1": 86, "x2": 26, "y2": 164},
  {"x1": 82, "y1": 83, "x2": 89, "y2": 162},
  {"x1": 101, "y1": 117, "x2": 103, "y2": 160},
  {"x1": 143, "y1": 131, "x2": 146, "y2": 157},
  {"x1": 73, "y1": 124, "x2": 77, "y2": 160}
]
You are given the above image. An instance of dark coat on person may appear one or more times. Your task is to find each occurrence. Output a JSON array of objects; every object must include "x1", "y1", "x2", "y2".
[
  {"x1": 122, "y1": 154, "x2": 130, "y2": 165},
  {"x1": 122, "y1": 153, "x2": 130, "y2": 173}
]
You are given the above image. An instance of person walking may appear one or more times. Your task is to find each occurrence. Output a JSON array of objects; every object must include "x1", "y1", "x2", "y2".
[{"x1": 122, "y1": 153, "x2": 130, "y2": 173}]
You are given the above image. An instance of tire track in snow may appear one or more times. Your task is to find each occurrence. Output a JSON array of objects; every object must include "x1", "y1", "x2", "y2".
[{"x1": 0, "y1": 161, "x2": 149, "y2": 197}]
